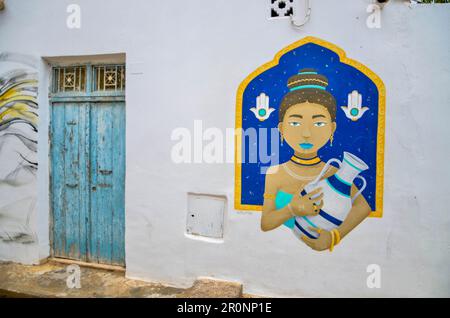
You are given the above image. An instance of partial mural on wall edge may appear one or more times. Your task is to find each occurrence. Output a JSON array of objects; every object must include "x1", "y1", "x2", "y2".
[{"x1": 0, "y1": 52, "x2": 38, "y2": 245}]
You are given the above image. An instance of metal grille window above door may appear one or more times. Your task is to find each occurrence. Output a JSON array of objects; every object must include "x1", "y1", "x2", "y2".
[
  {"x1": 51, "y1": 64, "x2": 125, "y2": 95},
  {"x1": 93, "y1": 65, "x2": 125, "y2": 92},
  {"x1": 53, "y1": 66, "x2": 86, "y2": 93}
]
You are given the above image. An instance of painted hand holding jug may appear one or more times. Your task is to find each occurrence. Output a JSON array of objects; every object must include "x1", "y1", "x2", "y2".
[{"x1": 293, "y1": 152, "x2": 368, "y2": 240}]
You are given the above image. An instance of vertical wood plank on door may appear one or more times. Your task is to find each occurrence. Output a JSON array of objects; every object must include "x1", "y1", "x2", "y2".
[
  {"x1": 78, "y1": 103, "x2": 90, "y2": 261},
  {"x1": 89, "y1": 104, "x2": 99, "y2": 263},
  {"x1": 63, "y1": 104, "x2": 80, "y2": 259},
  {"x1": 111, "y1": 103, "x2": 126, "y2": 265},
  {"x1": 92, "y1": 104, "x2": 114, "y2": 264},
  {"x1": 51, "y1": 103, "x2": 66, "y2": 257}
]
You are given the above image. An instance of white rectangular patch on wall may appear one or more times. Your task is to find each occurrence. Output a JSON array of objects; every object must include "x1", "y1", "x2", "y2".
[{"x1": 186, "y1": 193, "x2": 226, "y2": 239}]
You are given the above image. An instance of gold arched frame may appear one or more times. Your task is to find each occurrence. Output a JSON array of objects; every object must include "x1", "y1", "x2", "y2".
[{"x1": 234, "y1": 36, "x2": 386, "y2": 218}]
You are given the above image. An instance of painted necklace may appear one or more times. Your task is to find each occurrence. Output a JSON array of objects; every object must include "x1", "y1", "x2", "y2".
[
  {"x1": 290, "y1": 155, "x2": 321, "y2": 166},
  {"x1": 283, "y1": 158, "x2": 330, "y2": 181}
]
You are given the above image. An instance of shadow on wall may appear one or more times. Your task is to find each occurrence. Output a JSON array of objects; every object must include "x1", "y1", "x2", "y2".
[{"x1": 0, "y1": 52, "x2": 38, "y2": 245}]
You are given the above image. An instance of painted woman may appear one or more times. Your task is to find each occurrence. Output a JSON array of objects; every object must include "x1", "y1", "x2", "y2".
[{"x1": 261, "y1": 69, "x2": 371, "y2": 251}]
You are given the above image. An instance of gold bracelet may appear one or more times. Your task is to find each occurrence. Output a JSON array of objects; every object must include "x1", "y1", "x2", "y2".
[
  {"x1": 332, "y1": 229, "x2": 341, "y2": 245},
  {"x1": 329, "y1": 229, "x2": 335, "y2": 252}
]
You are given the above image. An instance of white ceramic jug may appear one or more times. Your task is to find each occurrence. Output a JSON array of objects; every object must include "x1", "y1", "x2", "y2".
[{"x1": 293, "y1": 152, "x2": 368, "y2": 240}]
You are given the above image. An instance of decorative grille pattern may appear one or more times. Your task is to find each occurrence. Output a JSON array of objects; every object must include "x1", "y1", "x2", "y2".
[
  {"x1": 53, "y1": 66, "x2": 86, "y2": 92},
  {"x1": 93, "y1": 64, "x2": 125, "y2": 92}
]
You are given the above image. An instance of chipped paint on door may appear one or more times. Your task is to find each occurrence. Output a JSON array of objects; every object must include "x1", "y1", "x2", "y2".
[{"x1": 50, "y1": 64, "x2": 125, "y2": 266}]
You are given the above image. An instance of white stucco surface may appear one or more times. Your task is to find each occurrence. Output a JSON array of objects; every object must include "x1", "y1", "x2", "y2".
[{"x1": 0, "y1": 0, "x2": 449, "y2": 297}]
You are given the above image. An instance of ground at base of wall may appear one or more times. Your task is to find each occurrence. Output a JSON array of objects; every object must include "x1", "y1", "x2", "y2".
[{"x1": 0, "y1": 261, "x2": 254, "y2": 298}]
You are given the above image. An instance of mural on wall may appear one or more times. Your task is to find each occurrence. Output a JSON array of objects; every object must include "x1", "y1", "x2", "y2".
[
  {"x1": 0, "y1": 53, "x2": 38, "y2": 244},
  {"x1": 235, "y1": 37, "x2": 385, "y2": 252}
]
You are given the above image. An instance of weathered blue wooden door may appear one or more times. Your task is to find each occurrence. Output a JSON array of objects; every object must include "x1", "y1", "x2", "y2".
[{"x1": 50, "y1": 64, "x2": 125, "y2": 266}]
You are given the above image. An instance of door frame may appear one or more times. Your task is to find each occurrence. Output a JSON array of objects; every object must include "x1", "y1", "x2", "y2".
[{"x1": 48, "y1": 60, "x2": 126, "y2": 266}]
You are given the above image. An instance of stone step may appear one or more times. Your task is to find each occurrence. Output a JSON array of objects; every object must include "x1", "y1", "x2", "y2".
[
  {"x1": 178, "y1": 278, "x2": 243, "y2": 298},
  {"x1": 0, "y1": 261, "x2": 247, "y2": 298}
]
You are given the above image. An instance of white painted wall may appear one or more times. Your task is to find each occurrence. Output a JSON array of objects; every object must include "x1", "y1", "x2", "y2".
[{"x1": 0, "y1": 0, "x2": 449, "y2": 297}]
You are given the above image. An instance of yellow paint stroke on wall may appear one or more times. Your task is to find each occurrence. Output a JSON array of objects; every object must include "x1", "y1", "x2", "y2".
[{"x1": 0, "y1": 79, "x2": 38, "y2": 126}]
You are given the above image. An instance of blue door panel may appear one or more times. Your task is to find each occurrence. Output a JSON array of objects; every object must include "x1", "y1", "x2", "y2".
[{"x1": 51, "y1": 101, "x2": 125, "y2": 266}]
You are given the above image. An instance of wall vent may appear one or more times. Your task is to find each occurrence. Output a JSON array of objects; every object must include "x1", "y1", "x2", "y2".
[{"x1": 270, "y1": 0, "x2": 294, "y2": 19}]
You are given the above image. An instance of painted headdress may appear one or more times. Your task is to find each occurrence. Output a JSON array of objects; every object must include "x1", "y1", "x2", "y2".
[{"x1": 287, "y1": 68, "x2": 329, "y2": 92}]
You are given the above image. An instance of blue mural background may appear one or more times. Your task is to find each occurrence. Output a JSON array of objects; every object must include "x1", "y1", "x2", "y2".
[{"x1": 240, "y1": 42, "x2": 380, "y2": 211}]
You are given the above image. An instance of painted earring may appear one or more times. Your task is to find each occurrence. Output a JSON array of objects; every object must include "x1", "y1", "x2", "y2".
[
  {"x1": 330, "y1": 134, "x2": 334, "y2": 146},
  {"x1": 280, "y1": 135, "x2": 284, "y2": 145}
]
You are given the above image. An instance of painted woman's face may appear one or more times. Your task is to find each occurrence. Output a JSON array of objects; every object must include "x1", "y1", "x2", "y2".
[{"x1": 278, "y1": 102, "x2": 336, "y2": 155}]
